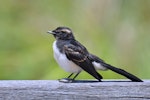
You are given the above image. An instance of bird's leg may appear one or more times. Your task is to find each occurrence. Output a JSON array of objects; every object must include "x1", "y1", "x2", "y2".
[
  {"x1": 59, "y1": 72, "x2": 81, "y2": 83},
  {"x1": 67, "y1": 73, "x2": 74, "y2": 78},
  {"x1": 59, "y1": 73, "x2": 74, "y2": 83},
  {"x1": 72, "y1": 72, "x2": 80, "y2": 80}
]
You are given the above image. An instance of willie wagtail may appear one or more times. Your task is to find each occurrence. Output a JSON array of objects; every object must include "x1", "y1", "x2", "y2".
[{"x1": 47, "y1": 26, "x2": 143, "y2": 83}]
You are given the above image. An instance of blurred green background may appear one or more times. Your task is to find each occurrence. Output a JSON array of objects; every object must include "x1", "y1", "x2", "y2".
[{"x1": 0, "y1": 0, "x2": 150, "y2": 80}]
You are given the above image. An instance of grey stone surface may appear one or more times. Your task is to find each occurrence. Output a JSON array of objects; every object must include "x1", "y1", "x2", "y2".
[{"x1": 0, "y1": 80, "x2": 149, "y2": 100}]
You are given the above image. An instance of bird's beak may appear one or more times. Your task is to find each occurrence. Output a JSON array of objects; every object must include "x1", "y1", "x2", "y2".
[{"x1": 47, "y1": 30, "x2": 54, "y2": 34}]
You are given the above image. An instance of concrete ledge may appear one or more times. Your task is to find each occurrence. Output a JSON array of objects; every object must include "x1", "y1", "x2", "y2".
[{"x1": 0, "y1": 80, "x2": 149, "y2": 100}]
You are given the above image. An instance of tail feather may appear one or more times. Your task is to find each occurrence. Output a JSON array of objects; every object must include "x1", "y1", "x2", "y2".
[
  {"x1": 101, "y1": 62, "x2": 143, "y2": 82},
  {"x1": 89, "y1": 54, "x2": 143, "y2": 82}
]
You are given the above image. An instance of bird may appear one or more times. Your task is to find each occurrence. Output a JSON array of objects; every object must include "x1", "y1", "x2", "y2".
[{"x1": 47, "y1": 26, "x2": 143, "y2": 83}]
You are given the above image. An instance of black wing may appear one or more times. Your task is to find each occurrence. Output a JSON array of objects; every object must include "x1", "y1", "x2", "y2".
[{"x1": 63, "y1": 41, "x2": 102, "y2": 81}]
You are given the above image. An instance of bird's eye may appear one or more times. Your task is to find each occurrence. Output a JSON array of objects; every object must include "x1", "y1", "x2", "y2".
[
  {"x1": 61, "y1": 31, "x2": 66, "y2": 33},
  {"x1": 60, "y1": 29, "x2": 71, "y2": 34}
]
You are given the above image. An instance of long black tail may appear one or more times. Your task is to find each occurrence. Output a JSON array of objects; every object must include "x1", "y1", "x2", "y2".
[
  {"x1": 101, "y1": 62, "x2": 143, "y2": 82},
  {"x1": 89, "y1": 54, "x2": 143, "y2": 82}
]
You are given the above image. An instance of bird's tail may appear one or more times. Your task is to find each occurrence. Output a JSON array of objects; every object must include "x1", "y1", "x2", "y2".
[
  {"x1": 89, "y1": 54, "x2": 143, "y2": 82},
  {"x1": 101, "y1": 62, "x2": 143, "y2": 82}
]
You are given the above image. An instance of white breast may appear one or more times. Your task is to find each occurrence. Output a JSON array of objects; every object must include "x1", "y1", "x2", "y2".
[{"x1": 52, "y1": 41, "x2": 82, "y2": 73}]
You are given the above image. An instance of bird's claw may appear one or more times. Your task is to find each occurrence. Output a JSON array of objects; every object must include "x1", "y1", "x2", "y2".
[{"x1": 59, "y1": 78, "x2": 74, "y2": 83}]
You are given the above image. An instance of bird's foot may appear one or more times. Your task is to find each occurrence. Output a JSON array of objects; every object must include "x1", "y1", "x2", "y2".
[{"x1": 58, "y1": 78, "x2": 74, "y2": 83}]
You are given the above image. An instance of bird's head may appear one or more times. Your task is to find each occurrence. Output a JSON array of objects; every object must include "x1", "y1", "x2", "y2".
[{"x1": 47, "y1": 27, "x2": 75, "y2": 40}]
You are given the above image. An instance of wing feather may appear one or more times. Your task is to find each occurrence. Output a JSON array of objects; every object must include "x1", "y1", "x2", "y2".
[{"x1": 64, "y1": 43, "x2": 102, "y2": 81}]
